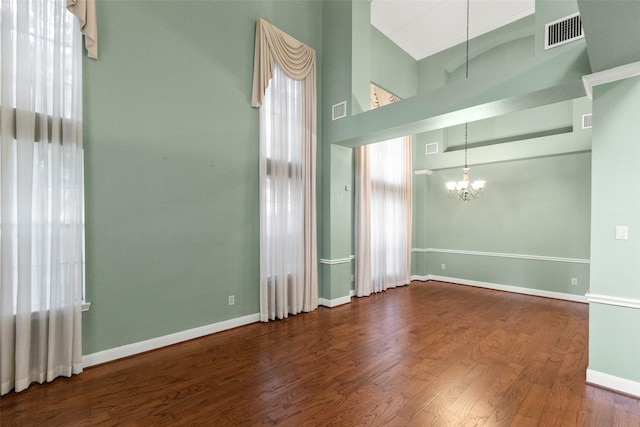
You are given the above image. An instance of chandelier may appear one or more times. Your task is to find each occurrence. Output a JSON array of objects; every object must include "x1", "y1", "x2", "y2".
[{"x1": 445, "y1": 0, "x2": 486, "y2": 201}]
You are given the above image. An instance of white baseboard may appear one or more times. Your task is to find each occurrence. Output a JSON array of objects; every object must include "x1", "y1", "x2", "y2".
[
  {"x1": 82, "y1": 313, "x2": 260, "y2": 368},
  {"x1": 411, "y1": 274, "x2": 588, "y2": 303},
  {"x1": 587, "y1": 369, "x2": 640, "y2": 398},
  {"x1": 319, "y1": 294, "x2": 352, "y2": 308}
]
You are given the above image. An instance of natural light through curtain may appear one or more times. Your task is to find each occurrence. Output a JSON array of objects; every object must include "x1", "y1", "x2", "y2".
[
  {"x1": 260, "y1": 64, "x2": 305, "y2": 320},
  {"x1": 355, "y1": 137, "x2": 412, "y2": 296},
  {"x1": 355, "y1": 84, "x2": 412, "y2": 297},
  {"x1": 252, "y1": 18, "x2": 318, "y2": 322},
  {"x1": 1, "y1": 0, "x2": 85, "y2": 395}
]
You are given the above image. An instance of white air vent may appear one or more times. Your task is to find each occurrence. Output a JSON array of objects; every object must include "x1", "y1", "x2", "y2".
[
  {"x1": 332, "y1": 101, "x2": 347, "y2": 120},
  {"x1": 582, "y1": 113, "x2": 593, "y2": 129},
  {"x1": 545, "y1": 13, "x2": 584, "y2": 50},
  {"x1": 425, "y1": 142, "x2": 439, "y2": 155}
]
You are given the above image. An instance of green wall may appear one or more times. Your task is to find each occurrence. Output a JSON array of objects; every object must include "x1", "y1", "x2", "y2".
[
  {"x1": 413, "y1": 153, "x2": 591, "y2": 297},
  {"x1": 319, "y1": 1, "x2": 355, "y2": 301},
  {"x1": 589, "y1": 76, "x2": 640, "y2": 383},
  {"x1": 418, "y1": 15, "x2": 535, "y2": 93},
  {"x1": 370, "y1": 27, "x2": 418, "y2": 99},
  {"x1": 82, "y1": 0, "x2": 323, "y2": 355}
]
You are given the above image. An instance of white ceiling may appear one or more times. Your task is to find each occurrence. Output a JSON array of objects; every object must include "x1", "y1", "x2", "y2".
[{"x1": 371, "y1": 0, "x2": 535, "y2": 60}]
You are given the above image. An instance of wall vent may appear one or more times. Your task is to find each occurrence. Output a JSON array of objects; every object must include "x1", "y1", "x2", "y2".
[
  {"x1": 582, "y1": 113, "x2": 593, "y2": 129},
  {"x1": 545, "y1": 13, "x2": 584, "y2": 50},
  {"x1": 332, "y1": 101, "x2": 347, "y2": 120},
  {"x1": 425, "y1": 142, "x2": 439, "y2": 155}
]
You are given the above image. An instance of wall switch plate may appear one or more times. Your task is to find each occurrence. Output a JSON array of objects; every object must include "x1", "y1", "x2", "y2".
[
  {"x1": 441, "y1": 264, "x2": 446, "y2": 270},
  {"x1": 616, "y1": 226, "x2": 629, "y2": 240},
  {"x1": 571, "y1": 278, "x2": 578, "y2": 286},
  {"x1": 228, "y1": 295, "x2": 235, "y2": 305}
]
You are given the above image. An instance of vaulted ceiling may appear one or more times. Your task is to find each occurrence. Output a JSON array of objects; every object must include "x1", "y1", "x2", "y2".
[{"x1": 371, "y1": 0, "x2": 535, "y2": 60}]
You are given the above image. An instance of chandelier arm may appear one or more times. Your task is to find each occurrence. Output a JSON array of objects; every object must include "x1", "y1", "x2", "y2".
[{"x1": 464, "y1": 123, "x2": 468, "y2": 168}]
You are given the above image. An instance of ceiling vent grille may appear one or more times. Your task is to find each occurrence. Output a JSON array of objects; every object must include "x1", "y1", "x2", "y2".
[
  {"x1": 425, "y1": 142, "x2": 439, "y2": 155},
  {"x1": 332, "y1": 101, "x2": 347, "y2": 120},
  {"x1": 582, "y1": 113, "x2": 593, "y2": 129},
  {"x1": 545, "y1": 13, "x2": 584, "y2": 50}
]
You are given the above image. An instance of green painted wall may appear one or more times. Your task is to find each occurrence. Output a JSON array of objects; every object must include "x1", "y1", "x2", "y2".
[
  {"x1": 351, "y1": 1, "x2": 371, "y2": 115},
  {"x1": 82, "y1": 0, "x2": 323, "y2": 355},
  {"x1": 589, "y1": 76, "x2": 640, "y2": 383},
  {"x1": 370, "y1": 27, "x2": 418, "y2": 99},
  {"x1": 413, "y1": 152, "x2": 591, "y2": 297},
  {"x1": 590, "y1": 77, "x2": 640, "y2": 298},
  {"x1": 320, "y1": 1, "x2": 355, "y2": 301},
  {"x1": 418, "y1": 15, "x2": 535, "y2": 93}
]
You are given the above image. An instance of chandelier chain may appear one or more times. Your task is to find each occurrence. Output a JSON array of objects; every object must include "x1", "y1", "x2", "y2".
[
  {"x1": 464, "y1": 123, "x2": 468, "y2": 168},
  {"x1": 445, "y1": 0, "x2": 486, "y2": 201},
  {"x1": 464, "y1": 0, "x2": 470, "y2": 168},
  {"x1": 466, "y1": 0, "x2": 470, "y2": 80}
]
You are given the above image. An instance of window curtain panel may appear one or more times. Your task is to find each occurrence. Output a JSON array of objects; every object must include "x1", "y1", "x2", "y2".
[
  {"x1": 1, "y1": 0, "x2": 85, "y2": 395},
  {"x1": 355, "y1": 85, "x2": 412, "y2": 297},
  {"x1": 66, "y1": 0, "x2": 99, "y2": 59},
  {"x1": 251, "y1": 19, "x2": 318, "y2": 321}
]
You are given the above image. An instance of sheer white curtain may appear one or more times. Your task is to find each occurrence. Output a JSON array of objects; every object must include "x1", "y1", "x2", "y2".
[
  {"x1": 1, "y1": 0, "x2": 85, "y2": 395},
  {"x1": 259, "y1": 63, "x2": 305, "y2": 320},
  {"x1": 253, "y1": 19, "x2": 318, "y2": 322},
  {"x1": 355, "y1": 137, "x2": 412, "y2": 296}
]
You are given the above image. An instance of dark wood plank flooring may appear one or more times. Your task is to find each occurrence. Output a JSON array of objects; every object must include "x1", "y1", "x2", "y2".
[{"x1": 1, "y1": 280, "x2": 639, "y2": 426}]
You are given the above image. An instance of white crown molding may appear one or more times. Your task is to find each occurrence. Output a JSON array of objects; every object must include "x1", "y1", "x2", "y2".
[
  {"x1": 414, "y1": 169, "x2": 433, "y2": 175},
  {"x1": 582, "y1": 61, "x2": 640, "y2": 99},
  {"x1": 411, "y1": 247, "x2": 590, "y2": 264},
  {"x1": 413, "y1": 274, "x2": 588, "y2": 303},
  {"x1": 82, "y1": 313, "x2": 260, "y2": 368},
  {"x1": 319, "y1": 255, "x2": 355, "y2": 265},
  {"x1": 586, "y1": 293, "x2": 640, "y2": 310},
  {"x1": 587, "y1": 369, "x2": 640, "y2": 398}
]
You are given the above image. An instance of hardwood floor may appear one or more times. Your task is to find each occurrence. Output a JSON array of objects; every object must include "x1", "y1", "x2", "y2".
[{"x1": 2, "y1": 280, "x2": 639, "y2": 426}]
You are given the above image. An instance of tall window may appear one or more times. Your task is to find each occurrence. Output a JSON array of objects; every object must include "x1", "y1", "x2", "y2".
[
  {"x1": 260, "y1": 64, "x2": 304, "y2": 319},
  {"x1": 369, "y1": 137, "x2": 412, "y2": 290},
  {"x1": 1, "y1": 0, "x2": 86, "y2": 395},
  {"x1": 252, "y1": 18, "x2": 318, "y2": 322},
  {"x1": 355, "y1": 85, "x2": 412, "y2": 297}
]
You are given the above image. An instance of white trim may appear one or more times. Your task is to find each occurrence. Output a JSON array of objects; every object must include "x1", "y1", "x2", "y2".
[
  {"x1": 81, "y1": 302, "x2": 91, "y2": 312},
  {"x1": 412, "y1": 274, "x2": 588, "y2": 303},
  {"x1": 587, "y1": 369, "x2": 640, "y2": 398},
  {"x1": 82, "y1": 313, "x2": 260, "y2": 368},
  {"x1": 319, "y1": 255, "x2": 355, "y2": 265},
  {"x1": 582, "y1": 61, "x2": 640, "y2": 99},
  {"x1": 411, "y1": 247, "x2": 590, "y2": 264},
  {"x1": 319, "y1": 295, "x2": 352, "y2": 308},
  {"x1": 414, "y1": 169, "x2": 433, "y2": 176},
  {"x1": 587, "y1": 293, "x2": 640, "y2": 310}
]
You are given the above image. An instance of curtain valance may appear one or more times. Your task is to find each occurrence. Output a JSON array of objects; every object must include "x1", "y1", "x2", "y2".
[
  {"x1": 251, "y1": 18, "x2": 315, "y2": 107},
  {"x1": 67, "y1": 0, "x2": 98, "y2": 58}
]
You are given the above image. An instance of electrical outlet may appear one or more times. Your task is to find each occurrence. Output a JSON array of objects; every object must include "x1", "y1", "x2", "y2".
[
  {"x1": 441, "y1": 264, "x2": 446, "y2": 270},
  {"x1": 351, "y1": 274, "x2": 354, "y2": 282},
  {"x1": 571, "y1": 278, "x2": 578, "y2": 286},
  {"x1": 228, "y1": 295, "x2": 235, "y2": 305}
]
